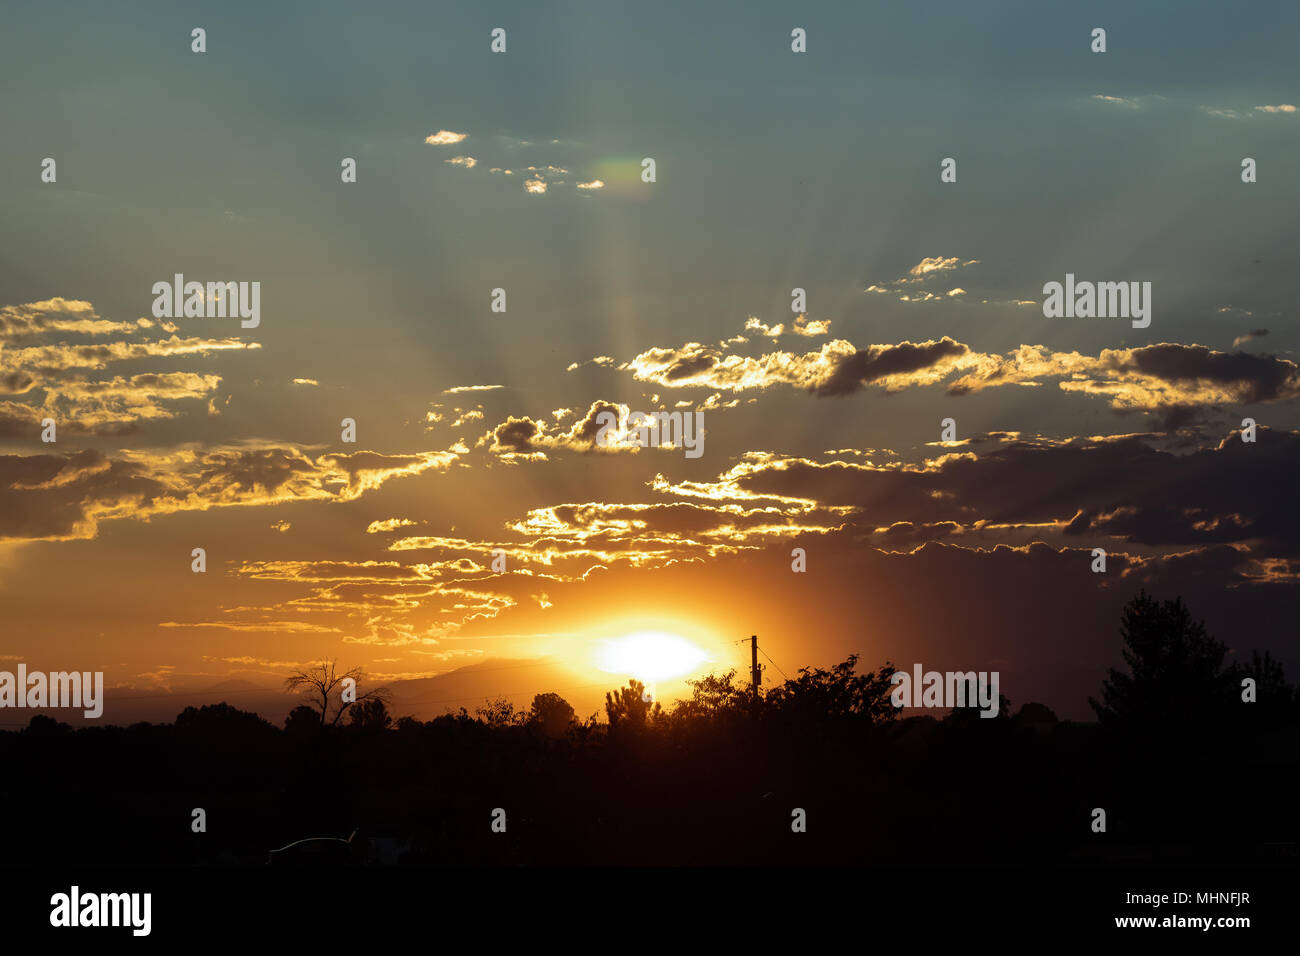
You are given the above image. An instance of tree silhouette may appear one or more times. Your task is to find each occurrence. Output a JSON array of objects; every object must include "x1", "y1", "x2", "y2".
[
  {"x1": 604, "y1": 679, "x2": 660, "y2": 728},
  {"x1": 1237, "y1": 650, "x2": 1297, "y2": 725},
  {"x1": 765, "y1": 654, "x2": 899, "y2": 724},
  {"x1": 1015, "y1": 701, "x2": 1059, "y2": 728},
  {"x1": 177, "y1": 701, "x2": 274, "y2": 734},
  {"x1": 672, "y1": 669, "x2": 749, "y2": 720},
  {"x1": 475, "y1": 695, "x2": 520, "y2": 727},
  {"x1": 1089, "y1": 591, "x2": 1237, "y2": 735},
  {"x1": 527, "y1": 692, "x2": 577, "y2": 737},
  {"x1": 347, "y1": 697, "x2": 393, "y2": 732},
  {"x1": 946, "y1": 693, "x2": 1011, "y2": 723},
  {"x1": 284, "y1": 660, "x2": 391, "y2": 728},
  {"x1": 284, "y1": 704, "x2": 322, "y2": 735}
]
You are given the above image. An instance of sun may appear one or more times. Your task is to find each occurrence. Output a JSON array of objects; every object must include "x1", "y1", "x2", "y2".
[{"x1": 595, "y1": 631, "x2": 711, "y2": 683}]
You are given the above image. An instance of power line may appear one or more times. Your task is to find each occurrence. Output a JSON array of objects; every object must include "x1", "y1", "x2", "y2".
[{"x1": 758, "y1": 646, "x2": 790, "y2": 683}]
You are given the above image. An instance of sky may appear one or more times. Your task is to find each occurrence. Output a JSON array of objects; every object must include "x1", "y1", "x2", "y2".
[{"x1": 1, "y1": 0, "x2": 1298, "y2": 721}]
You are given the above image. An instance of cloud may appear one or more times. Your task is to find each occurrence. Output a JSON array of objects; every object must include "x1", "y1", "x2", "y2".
[
  {"x1": 0, "y1": 298, "x2": 263, "y2": 434},
  {"x1": 524, "y1": 178, "x2": 547, "y2": 194},
  {"x1": 671, "y1": 428, "x2": 1300, "y2": 556},
  {"x1": 906, "y1": 256, "x2": 976, "y2": 279},
  {"x1": 0, "y1": 298, "x2": 148, "y2": 342},
  {"x1": 577, "y1": 180, "x2": 605, "y2": 190},
  {"x1": 1232, "y1": 329, "x2": 1269, "y2": 347},
  {"x1": 425, "y1": 130, "x2": 468, "y2": 145},
  {"x1": 811, "y1": 338, "x2": 970, "y2": 397},
  {"x1": 3, "y1": 334, "x2": 255, "y2": 374},
  {"x1": 443, "y1": 385, "x2": 504, "y2": 394},
  {"x1": 1201, "y1": 104, "x2": 1297, "y2": 120},
  {"x1": 0, "y1": 444, "x2": 460, "y2": 542},
  {"x1": 862, "y1": 257, "x2": 982, "y2": 301},
  {"x1": 445, "y1": 156, "x2": 477, "y2": 168},
  {"x1": 624, "y1": 336, "x2": 973, "y2": 396},
  {"x1": 367, "y1": 518, "x2": 418, "y2": 534},
  {"x1": 35, "y1": 371, "x2": 224, "y2": 431},
  {"x1": 1200, "y1": 106, "x2": 1246, "y2": 120},
  {"x1": 481, "y1": 401, "x2": 694, "y2": 459},
  {"x1": 937, "y1": 341, "x2": 1300, "y2": 410},
  {"x1": 1092, "y1": 94, "x2": 1140, "y2": 109},
  {"x1": 566, "y1": 356, "x2": 615, "y2": 372},
  {"x1": 744, "y1": 316, "x2": 831, "y2": 339},
  {"x1": 291, "y1": 378, "x2": 319, "y2": 386},
  {"x1": 616, "y1": 326, "x2": 1300, "y2": 415},
  {"x1": 161, "y1": 620, "x2": 340, "y2": 633},
  {"x1": 233, "y1": 559, "x2": 431, "y2": 582},
  {"x1": 1105, "y1": 343, "x2": 1300, "y2": 404}
]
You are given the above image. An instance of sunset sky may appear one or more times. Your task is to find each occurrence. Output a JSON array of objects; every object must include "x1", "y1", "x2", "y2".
[{"x1": 2, "y1": 1, "x2": 1298, "y2": 721}]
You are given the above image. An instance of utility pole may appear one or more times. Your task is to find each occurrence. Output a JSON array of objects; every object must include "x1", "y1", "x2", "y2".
[{"x1": 751, "y1": 634, "x2": 761, "y2": 701}]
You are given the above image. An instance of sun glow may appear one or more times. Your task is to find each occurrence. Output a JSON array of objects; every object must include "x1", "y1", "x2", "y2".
[{"x1": 595, "y1": 631, "x2": 711, "y2": 682}]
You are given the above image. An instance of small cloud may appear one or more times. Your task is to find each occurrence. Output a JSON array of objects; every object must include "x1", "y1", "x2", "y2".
[
  {"x1": 566, "y1": 356, "x2": 615, "y2": 372},
  {"x1": 1255, "y1": 104, "x2": 1297, "y2": 114},
  {"x1": 1092, "y1": 94, "x2": 1140, "y2": 109},
  {"x1": 908, "y1": 256, "x2": 963, "y2": 277},
  {"x1": 577, "y1": 180, "x2": 605, "y2": 190},
  {"x1": 445, "y1": 155, "x2": 477, "y2": 169},
  {"x1": 292, "y1": 378, "x2": 319, "y2": 386},
  {"x1": 1200, "y1": 106, "x2": 1246, "y2": 120},
  {"x1": 865, "y1": 258, "x2": 1021, "y2": 306},
  {"x1": 443, "y1": 384, "x2": 505, "y2": 394},
  {"x1": 449, "y1": 408, "x2": 483, "y2": 428},
  {"x1": 425, "y1": 130, "x2": 468, "y2": 145},
  {"x1": 524, "y1": 178, "x2": 547, "y2": 194},
  {"x1": 366, "y1": 518, "x2": 418, "y2": 534},
  {"x1": 1218, "y1": 305, "x2": 1254, "y2": 319},
  {"x1": 270, "y1": 520, "x2": 291, "y2": 532},
  {"x1": 1233, "y1": 329, "x2": 1270, "y2": 347},
  {"x1": 744, "y1": 316, "x2": 830, "y2": 339}
]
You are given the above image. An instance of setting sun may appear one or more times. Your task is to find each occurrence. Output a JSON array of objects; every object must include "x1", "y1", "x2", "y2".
[{"x1": 595, "y1": 631, "x2": 712, "y2": 683}]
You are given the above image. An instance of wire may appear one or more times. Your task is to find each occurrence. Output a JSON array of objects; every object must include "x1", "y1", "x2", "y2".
[{"x1": 758, "y1": 646, "x2": 790, "y2": 682}]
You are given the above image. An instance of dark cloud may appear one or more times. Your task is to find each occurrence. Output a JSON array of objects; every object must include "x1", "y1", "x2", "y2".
[
  {"x1": 0, "y1": 450, "x2": 170, "y2": 540},
  {"x1": 489, "y1": 417, "x2": 541, "y2": 452},
  {"x1": 729, "y1": 428, "x2": 1300, "y2": 555},
  {"x1": 812, "y1": 337, "x2": 968, "y2": 397},
  {"x1": 1119, "y1": 343, "x2": 1299, "y2": 403}
]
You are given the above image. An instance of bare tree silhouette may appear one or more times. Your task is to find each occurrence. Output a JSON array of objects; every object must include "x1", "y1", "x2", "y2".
[{"x1": 284, "y1": 660, "x2": 391, "y2": 728}]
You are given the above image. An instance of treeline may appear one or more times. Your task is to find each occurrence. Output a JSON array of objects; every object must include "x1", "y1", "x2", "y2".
[{"x1": 1, "y1": 592, "x2": 1296, "y2": 866}]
